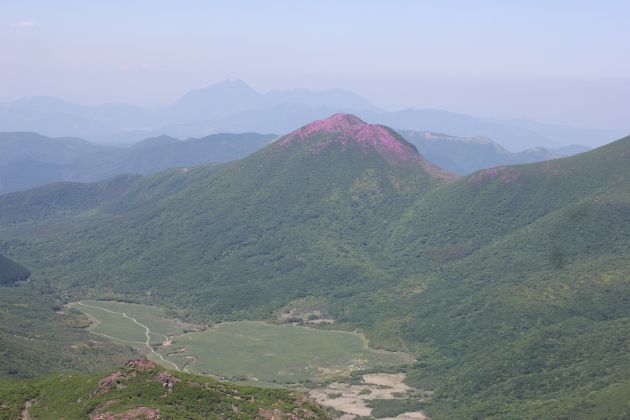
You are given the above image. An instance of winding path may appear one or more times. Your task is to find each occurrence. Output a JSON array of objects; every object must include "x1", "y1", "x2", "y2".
[{"x1": 76, "y1": 302, "x2": 180, "y2": 371}]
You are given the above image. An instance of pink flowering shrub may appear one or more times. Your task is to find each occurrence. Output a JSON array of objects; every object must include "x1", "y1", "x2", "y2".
[{"x1": 278, "y1": 113, "x2": 420, "y2": 162}]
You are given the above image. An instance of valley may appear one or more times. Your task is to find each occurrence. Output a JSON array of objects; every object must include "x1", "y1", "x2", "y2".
[
  {"x1": 71, "y1": 300, "x2": 426, "y2": 418},
  {"x1": 71, "y1": 301, "x2": 412, "y2": 384},
  {"x1": 2, "y1": 113, "x2": 629, "y2": 418}
]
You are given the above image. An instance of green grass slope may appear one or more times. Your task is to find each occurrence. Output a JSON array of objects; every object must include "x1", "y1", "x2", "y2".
[
  {"x1": 0, "y1": 359, "x2": 329, "y2": 419},
  {"x1": 0, "y1": 283, "x2": 137, "y2": 379},
  {"x1": 379, "y1": 135, "x2": 630, "y2": 417},
  {"x1": 0, "y1": 174, "x2": 140, "y2": 226}
]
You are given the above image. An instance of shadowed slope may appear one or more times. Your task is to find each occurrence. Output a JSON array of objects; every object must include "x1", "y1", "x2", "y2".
[{"x1": 0, "y1": 254, "x2": 30, "y2": 285}]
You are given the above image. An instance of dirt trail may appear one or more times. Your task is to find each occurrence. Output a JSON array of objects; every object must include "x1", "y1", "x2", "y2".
[
  {"x1": 76, "y1": 302, "x2": 180, "y2": 371},
  {"x1": 21, "y1": 399, "x2": 34, "y2": 420}
]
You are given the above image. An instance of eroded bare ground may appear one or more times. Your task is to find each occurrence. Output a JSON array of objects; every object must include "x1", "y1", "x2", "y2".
[
  {"x1": 309, "y1": 373, "x2": 431, "y2": 420},
  {"x1": 21, "y1": 399, "x2": 34, "y2": 420},
  {"x1": 90, "y1": 406, "x2": 160, "y2": 420},
  {"x1": 277, "y1": 309, "x2": 336, "y2": 325}
]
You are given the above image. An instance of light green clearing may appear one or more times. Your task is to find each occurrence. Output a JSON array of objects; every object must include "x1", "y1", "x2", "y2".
[
  {"x1": 71, "y1": 301, "x2": 412, "y2": 384},
  {"x1": 70, "y1": 300, "x2": 185, "y2": 346},
  {"x1": 169, "y1": 321, "x2": 410, "y2": 382}
]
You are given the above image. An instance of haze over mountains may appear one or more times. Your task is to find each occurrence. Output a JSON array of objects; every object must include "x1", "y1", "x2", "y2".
[
  {"x1": 1, "y1": 80, "x2": 620, "y2": 150},
  {"x1": 398, "y1": 130, "x2": 589, "y2": 175},
  {"x1": 0, "y1": 131, "x2": 276, "y2": 193}
]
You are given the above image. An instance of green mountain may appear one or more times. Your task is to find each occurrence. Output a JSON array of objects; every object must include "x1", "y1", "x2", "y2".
[
  {"x1": 0, "y1": 174, "x2": 140, "y2": 226},
  {"x1": 0, "y1": 132, "x2": 97, "y2": 165},
  {"x1": 2, "y1": 114, "x2": 454, "y2": 317},
  {"x1": 382, "y1": 136, "x2": 630, "y2": 417},
  {"x1": 2, "y1": 114, "x2": 630, "y2": 418},
  {"x1": 0, "y1": 359, "x2": 329, "y2": 419},
  {"x1": 0, "y1": 128, "x2": 591, "y2": 195}
]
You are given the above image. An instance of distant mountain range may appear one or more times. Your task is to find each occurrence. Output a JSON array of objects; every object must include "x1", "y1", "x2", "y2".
[
  {"x1": 0, "y1": 126, "x2": 591, "y2": 193},
  {"x1": 399, "y1": 130, "x2": 590, "y2": 175},
  {"x1": 0, "y1": 131, "x2": 276, "y2": 193},
  {"x1": 0, "y1": 79, "x2": 621, "y2": 150}
]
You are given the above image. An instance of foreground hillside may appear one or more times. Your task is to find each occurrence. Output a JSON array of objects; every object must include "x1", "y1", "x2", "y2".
[
  {"x1": 0, "y1": 359, "x2": 329, "y2": 419},
  {"x1": 0, "y1": 282, "x2": 137, "y2": 380},
  {"x1": 1, "y1": 115, "x2": 630, "y2": 418}
]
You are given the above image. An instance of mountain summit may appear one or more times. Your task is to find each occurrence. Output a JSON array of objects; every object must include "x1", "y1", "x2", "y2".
[
  {"x1": 276, "y1": 113, "x2": 457, "y2": 179},
  {"x1": 278, "y1": 113, "x2": 417, "y2": 160}
]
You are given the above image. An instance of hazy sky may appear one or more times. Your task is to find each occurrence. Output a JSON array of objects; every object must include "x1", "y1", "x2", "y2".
[{"x1": 1, "y1": 0, "x2": 629, "y2": 130}]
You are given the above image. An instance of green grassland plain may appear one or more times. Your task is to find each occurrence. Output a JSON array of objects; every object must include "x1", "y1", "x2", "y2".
[{"x1": 71, "y1": 301, "x2": 412, "y2": 384}]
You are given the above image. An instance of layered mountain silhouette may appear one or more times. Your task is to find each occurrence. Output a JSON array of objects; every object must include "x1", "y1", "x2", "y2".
[
  {"x1": 1, "y1": 114, "x2": 630, "y2": 418},
  {"x1": 0, "y1": 122, "x2": 589, "y2": 194},
  {"x1": 0, "y1": 80, "x2": 619, "y2": 149},
  {"x1": 0, "y1": 131, "x2": 276, "y2": 193},
  {"x1": 399, "y1": 129, "x2": 590, "y2": 175}
]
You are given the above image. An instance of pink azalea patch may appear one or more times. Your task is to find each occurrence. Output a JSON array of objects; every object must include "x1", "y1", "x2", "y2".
[
  {"x1": 278, "y1": 113, "x2": 418, "y2": 162},
  {"x1": 277, "y1": 113, "x2": 458, "y2": 181}
]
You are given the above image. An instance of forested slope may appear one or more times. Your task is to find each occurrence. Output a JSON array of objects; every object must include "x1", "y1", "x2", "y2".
[{"x1": 1, "y1": 117, "x2": 629, "y2": 418}]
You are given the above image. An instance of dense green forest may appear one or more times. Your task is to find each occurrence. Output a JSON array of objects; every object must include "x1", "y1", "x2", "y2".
[
  {"x1": 1, "y1": 115, "x2": 629, "y2": 418},
  {"x1": 0, "y1": 282, "x2": 137, "y2": 380}
]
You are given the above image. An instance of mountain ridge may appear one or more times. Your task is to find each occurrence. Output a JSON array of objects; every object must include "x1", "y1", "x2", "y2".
[
  {"x1": 1, "y1": 80, "x2": 618, "y2": 148},
  {"x1": 398, "y1": 129, "x2": 591, "y2": 175},
  {"x1": 276, "y1": 113, "x2": 458, "y2": 180},
  {"x1": 0, "y1": 131, "x2": 276, "y2": 193}
]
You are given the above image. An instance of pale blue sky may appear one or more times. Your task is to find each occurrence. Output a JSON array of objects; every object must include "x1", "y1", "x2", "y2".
[{"x1": 1, "y1": 0, "x2": 629, "y2": 129}]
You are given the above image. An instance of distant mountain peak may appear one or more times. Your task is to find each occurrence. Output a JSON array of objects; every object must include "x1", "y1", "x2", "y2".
[
  {"x1": 291, "y1": 113, "x2": 365, "y2": 133},
  {"x1": 278, "y1": 114, "x2": 458, "y2": 179}
]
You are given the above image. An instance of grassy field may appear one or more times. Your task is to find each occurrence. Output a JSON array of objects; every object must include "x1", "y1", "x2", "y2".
[
  {"x1": 169, "y1": 321, "x2": 411, "y2": 383},
  {"x1": 72, "y1": 300, "x2": 192, "y2": 346},
  {"x1": 71, "y1": 301, "x2": 412, "y2": 384}
]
